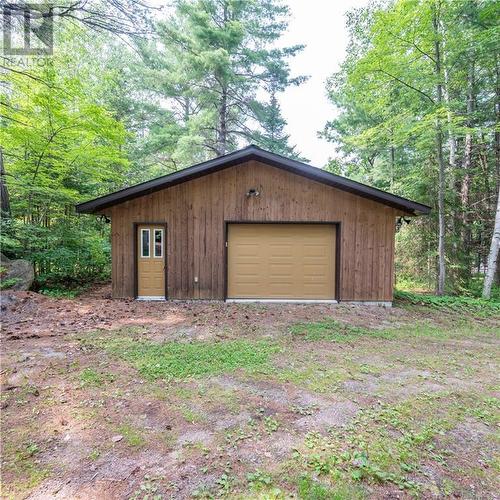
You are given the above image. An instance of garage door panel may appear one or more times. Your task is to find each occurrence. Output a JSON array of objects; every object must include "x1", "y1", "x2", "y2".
[{"x1": 227, "y1": 224, "x2": 336, "y2": 299}]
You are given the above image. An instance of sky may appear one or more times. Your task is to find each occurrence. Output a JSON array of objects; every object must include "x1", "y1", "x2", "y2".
[{"x1": 278, "y1": 0, "x2": 369, "y2": 166}]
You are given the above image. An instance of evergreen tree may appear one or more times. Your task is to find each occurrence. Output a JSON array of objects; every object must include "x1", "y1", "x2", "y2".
[
  {"x1": 251, "y1": 88, "x2": 305, "y2": 160},
  {"x1": 150, "y1": 0, "x2": 305, "y2": 161}
]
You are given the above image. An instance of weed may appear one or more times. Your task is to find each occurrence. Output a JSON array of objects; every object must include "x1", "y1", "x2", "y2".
[
  {"x1": 247, "y1": 470, "x2": 273, "y2": 489},
  {"x1": 290, "y1": 319, "x2": 387, "y2": 342},
  {"x1": 277, "y1": 364, "x2": 346, "y2": 393},
  {"x1": 395, "y1": 290, "x2": 500, "y2": 317},
  {"x1": 215, "y1": 472, "x2": 233, "y2": 494},
  {"x1": 88, "y1": 449, "x2": 101, "y2": 461},
  {"x1": 79, "y1": 368, "x2": 115, "y2": 387},
  {"x1": 264, "y1": 416, "x2": 280, "y2": 434},
  {"x1": 465, "y1": 396, "x2": 500, "y2": 425},
  {"x1": 116, "y1": 424, "x2": 145, "y2": 448},
  {"x1": 291, "y1": 404, "x2": 318, "y2": 416},
  {"x1": 294, "y1": 392, "x2": 495, "y2": 496},
  {"x1": 179, "y1": 406, "x2": 205, "y2": 424},
  {"x1": 297, "y1": 475, "x2": 364, "y2": 500},
  {"x1": 2, "y1": 439, "x2": 50, "y2": 497},
  {"x1": 97, "y1": 336, "x2": 279, "y2": 380},
  {"x1": 130, "y1": 474, "x2": 163, "y2": 500}
]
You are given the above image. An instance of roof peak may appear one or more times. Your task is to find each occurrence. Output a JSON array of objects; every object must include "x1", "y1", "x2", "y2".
[{"x1": 76, "y1": 145, "x2": 431, "y2": 216}]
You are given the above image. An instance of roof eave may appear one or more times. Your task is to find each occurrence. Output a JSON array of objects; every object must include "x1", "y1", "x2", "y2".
[{"x1": 75, "y1": 146, "x2": 432, "y2": 216}]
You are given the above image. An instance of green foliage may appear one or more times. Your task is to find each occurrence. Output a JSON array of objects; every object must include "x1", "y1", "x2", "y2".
[
  {"x1": 247, "y1": 470, "x2": 273, "y2": 489},
  {"x1": 39, "y1": 287, "x2": 84, "y2": 299},
  {"x1": 395, "y1": 290, "x2": 500, "y2": 316},
  {"x1": 322, "y1": 0, "x2": 499, "y2": 293},
  {"x1": 100, "y1": 336, "x2": 279, "y2": 380},
  {"x1": 143, "y1": 0, "x2": 305, "y2": 161},
  {"x1": 0, "y1": 266, "x2": 20, "y2": 290},
  {"x1": 2, "y1": 24, "x2": 127, "y2": 287},
  {"x1": 263, "y1": 416, "x2": 280, "y2": 434},
  {"x1": 0, "y1": 278, "x2": 20, "y2": 290}
]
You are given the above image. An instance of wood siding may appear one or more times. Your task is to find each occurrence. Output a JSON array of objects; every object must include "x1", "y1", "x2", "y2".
[{"x1": 109, "y1": 160, "x2": 397, "y2": 301}]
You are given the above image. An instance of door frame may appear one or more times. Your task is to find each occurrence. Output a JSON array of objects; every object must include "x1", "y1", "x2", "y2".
[
  {"x1": 133, "y1": 222, "x2": 168, "y2": 299},
  {"x1": 223, "y1": 221, "x2": 341, "y2": 302}
]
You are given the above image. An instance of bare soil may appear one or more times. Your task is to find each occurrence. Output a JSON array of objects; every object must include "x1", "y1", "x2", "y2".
[{"x1": 1, "y1": 285, "x2": 499, "y2": 499}]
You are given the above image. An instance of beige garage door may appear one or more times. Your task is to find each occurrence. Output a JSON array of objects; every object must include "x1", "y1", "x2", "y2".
[{"x1": 227, "y1": 224, "x2": 336, "y2": 299}]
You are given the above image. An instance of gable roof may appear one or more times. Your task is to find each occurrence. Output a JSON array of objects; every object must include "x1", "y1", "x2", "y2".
[{"x1": 75, "y1": 145, "x2": 431, "y2": 215}]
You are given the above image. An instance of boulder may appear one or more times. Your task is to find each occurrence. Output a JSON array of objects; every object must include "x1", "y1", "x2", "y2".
[{"x1": 1, "y1": 253, "x2": 34, "y2": 291}]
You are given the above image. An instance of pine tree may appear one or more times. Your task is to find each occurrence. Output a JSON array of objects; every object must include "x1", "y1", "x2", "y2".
[{"x1": 152, "y1": 0, "x2": 305, "y2": 160}]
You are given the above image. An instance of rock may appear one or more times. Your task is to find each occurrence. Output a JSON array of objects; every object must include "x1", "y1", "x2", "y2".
[
  {"x1": 111, "y1": 435, "x2": 123, "y2": 443},
  {"x1": 1, "y1": 253, "x2": 34, "y2": 291}
]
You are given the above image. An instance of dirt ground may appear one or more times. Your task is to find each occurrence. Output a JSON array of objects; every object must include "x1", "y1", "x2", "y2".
[{"x1": 1, "y1": 285, "x2": 499, "y2": 499}]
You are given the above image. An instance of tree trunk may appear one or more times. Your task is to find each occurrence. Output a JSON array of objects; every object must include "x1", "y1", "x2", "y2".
[
  {"x1": 215, "y1": 2, "x2": 229, "y2": 157},
  {"x1": 483, "y1": 188, "x2": 500, "y2": 298},
  {"x1": 390, "y1": 145, "x2": 395, "y2": 190},
  {"x1": 461, "y1": 62, "x2": 475, "y2": 258},
  {"x1": 433, "y1": 4, "x2": 446, "y2": 295},
  {"x1": 217, "y1": 85, "x2": 228, "y2": 156},
  {"x1": 0, "y1": 148, "x2": 11, "y2": 219}
]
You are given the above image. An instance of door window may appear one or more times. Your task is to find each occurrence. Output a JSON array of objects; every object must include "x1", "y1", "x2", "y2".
[
  {"x1": 154, "y1": 229, "x2": 163, "y2": 258},
  {"x1": 141, "y1": 229, "x2": 150, "y2": 257}
]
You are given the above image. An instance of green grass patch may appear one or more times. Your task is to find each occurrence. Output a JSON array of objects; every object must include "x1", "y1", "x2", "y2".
[
  {"x1": 395, "y1": 290, "x2": 500, "y2": 316},
  {"x1": 277, "y1": 364, "x2": 348, "y2": 393},
  {"x1": 293, "y1": 391, "x2": 497, "y2": 496},
  {"x1": 2, "y1": 439, "x2": 51, "y2": 497},
  {"x1": 116, "y1": 424, "x2": 145, "y2": 448},
  {"x1": 290, "y1": 319, "x2": 393, "y2": 342},
  {"x1": 78, "y1": 368, "x2": 115, "y2": 387},
  {"x1": 290, "y1": 317, "x2": 498, "y2": 345},
  {"x1": 297, "y1": 475, "x2": 364, "y2": 499},
  {"x1": 98, "y1": 336, "x2": 279, "y2": 380}
]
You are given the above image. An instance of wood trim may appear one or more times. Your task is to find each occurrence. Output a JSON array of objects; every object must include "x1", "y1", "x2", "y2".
[
  {"x1": 223, "y1": 221, "x2": 341, "y2": 301},
  {"x1": 133, "y1": 222, "x2": 168, "y2": 299}
]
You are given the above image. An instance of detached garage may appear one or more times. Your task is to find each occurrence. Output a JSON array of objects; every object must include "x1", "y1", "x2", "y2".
[{"x1": 76, "y1": 145, "x2": 430, "y2": 304}]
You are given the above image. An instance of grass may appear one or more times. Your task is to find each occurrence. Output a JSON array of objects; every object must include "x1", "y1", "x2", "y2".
[
  {"x1": 116, "y1": 423, "x2": 146, "y2": 448},
  {"x1": 78, "y1": 367, "x2": 115, "y2": 387},
  {"x1": 293, "y1": 391, "x2": 499, "y2": 496},
  {"x1": 297, "y1": 475, "x2": 365, "y2": 499},
  {"x1": 277, "y1": 364, "x2": 348, "y2": 393},
  {"x1": 99, "y1": 336, "x2": 279, "y2": 380},
  {"x1": 289, "y1": 316, "x2": 499, "y2": 346},
  {"x1": 395, "y1": 290, "x2": 500, "y2": 316},
  {"x1": 290, "y1": 319, "x2": 392, "y2": 342},
  {"x1": 1, "y1": 438, "x2": 51, "y2": 497}
]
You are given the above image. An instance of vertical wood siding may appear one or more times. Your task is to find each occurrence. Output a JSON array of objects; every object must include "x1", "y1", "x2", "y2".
[{"x1": 110, "y1": 160, "x2": 397, "y2": 300}]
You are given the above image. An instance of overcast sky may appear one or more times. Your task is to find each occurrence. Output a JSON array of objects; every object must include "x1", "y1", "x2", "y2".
[{"x1": 278, "y1": 0, "x2": 369, "y2": 166}]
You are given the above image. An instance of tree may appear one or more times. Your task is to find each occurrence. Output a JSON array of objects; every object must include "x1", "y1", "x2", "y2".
[
  {"x1": 1, "y1": 24, "x2": 128, "y2": 282},
  {"x1": 151, "y1": 0, "x2": 305, "y2": 160},
  {"x1": 250, "y1": 87, "x2": 305, "y2": 160},
  {"x1": 322, "y1": 0, "x2": 500, "y2": 296},
  {"x1": 483, "y1": 190, "x2": 500, "y2": 298}
]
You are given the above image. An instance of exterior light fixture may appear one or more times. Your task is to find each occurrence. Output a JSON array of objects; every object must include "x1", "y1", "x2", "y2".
[{"x1": 246, "y1": 188, "x2": 260, "y2": 197}]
